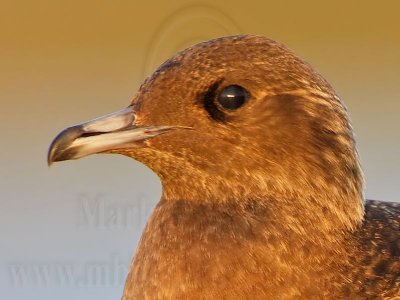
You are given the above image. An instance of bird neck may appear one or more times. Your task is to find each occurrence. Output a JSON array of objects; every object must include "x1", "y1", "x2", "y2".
[
  {"x1": 126, "y1": 195, "x2": 356, "y2": 298},
  {"x1": 160, "y1": 172, "x2": 365, "y2": 233}
]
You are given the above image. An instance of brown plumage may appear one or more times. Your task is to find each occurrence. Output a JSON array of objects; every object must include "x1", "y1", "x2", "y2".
[{"x1": 48, "y1": 35, "x2": 399, "y2": 299}]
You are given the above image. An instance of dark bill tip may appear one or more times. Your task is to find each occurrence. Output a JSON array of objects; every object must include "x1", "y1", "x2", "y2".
[{"x1": 47, "y1": 125, "x2": 84, "y2": 166}]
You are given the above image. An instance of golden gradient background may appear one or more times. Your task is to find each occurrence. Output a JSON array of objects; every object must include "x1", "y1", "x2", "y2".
[{"x1": 1, "y1": 1, "x2": 399, "y2": 299}]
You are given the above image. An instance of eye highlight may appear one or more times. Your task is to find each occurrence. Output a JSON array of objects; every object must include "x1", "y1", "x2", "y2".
[{"x1": 217, "y1": 85, "x2": 249, "y2": 110}]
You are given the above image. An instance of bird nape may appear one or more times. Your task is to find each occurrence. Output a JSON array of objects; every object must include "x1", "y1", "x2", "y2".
[{"x1": 48, "y1": 35, "x2": 399, "y2": 299}]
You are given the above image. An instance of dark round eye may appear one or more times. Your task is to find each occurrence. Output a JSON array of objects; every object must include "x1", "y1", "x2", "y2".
[{"x1": 217, "y1": 85, "x2": 249, "y2": 110}]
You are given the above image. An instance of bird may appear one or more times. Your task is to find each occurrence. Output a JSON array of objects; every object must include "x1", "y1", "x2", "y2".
[{"x1": 48, "y1": 35, "x2": 399, "y2": 299}]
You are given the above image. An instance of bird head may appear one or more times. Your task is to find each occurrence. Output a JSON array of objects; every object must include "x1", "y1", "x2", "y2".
[{"x1": 48, "y1": 35, "x2": 363, "y2": 228}]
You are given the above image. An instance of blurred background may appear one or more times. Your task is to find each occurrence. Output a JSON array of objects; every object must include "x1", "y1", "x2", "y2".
[{"x1": 1, "y1": 1, "x2": 399, "y2": 299}]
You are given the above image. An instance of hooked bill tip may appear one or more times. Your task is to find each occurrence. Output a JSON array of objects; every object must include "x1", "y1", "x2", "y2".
[{"x1": 47, "y1": 125, "x2": 84, "y2": 166}]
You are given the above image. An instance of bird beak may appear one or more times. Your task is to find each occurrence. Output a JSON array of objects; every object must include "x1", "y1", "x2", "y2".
[{"x1": 47, "y1": 106, "x2": 174, "y2": 166}]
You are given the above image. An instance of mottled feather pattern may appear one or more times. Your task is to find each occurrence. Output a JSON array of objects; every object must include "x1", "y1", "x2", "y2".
[{"x1": 352, "y1": 201, "x2": 400, "y2": 298}]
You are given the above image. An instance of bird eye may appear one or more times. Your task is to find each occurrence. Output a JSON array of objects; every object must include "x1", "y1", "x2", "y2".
[{"x1": 217, "y1": 85, "x2": 249, "y2": 110}]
